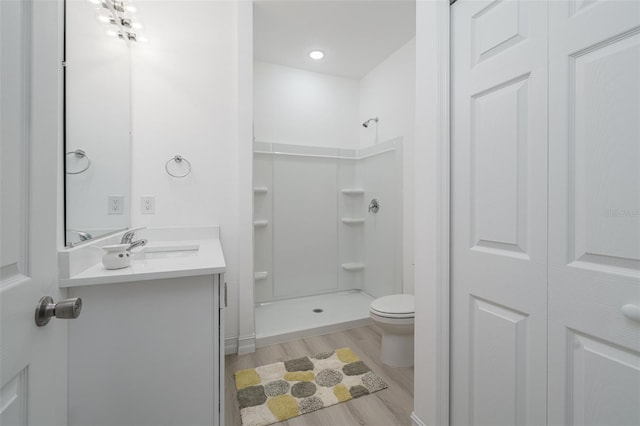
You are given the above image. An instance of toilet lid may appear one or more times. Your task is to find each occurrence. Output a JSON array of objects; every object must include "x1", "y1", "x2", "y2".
[{"x1": 370, "y1": 294, "x2": 415, "y2": 316}]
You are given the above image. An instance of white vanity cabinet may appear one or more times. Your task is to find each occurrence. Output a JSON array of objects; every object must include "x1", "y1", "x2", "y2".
[
  {"x1": 67, "y1": 274, "x2": 225, "y2": 426},
  {"x1": 59, "y1": 228, "x2": 226, "y2": 426}
]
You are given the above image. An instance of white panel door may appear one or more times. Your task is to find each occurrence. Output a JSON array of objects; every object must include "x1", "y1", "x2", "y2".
[
  {"x1": 548, "y1": 1, "x2": 640, "y2": 424},
  {"x1": 0, "y1": 0, "x2": 68, "y2": 424},
  {"x1": 450, "y1": 1, "x2": 548, "y2": 425}
]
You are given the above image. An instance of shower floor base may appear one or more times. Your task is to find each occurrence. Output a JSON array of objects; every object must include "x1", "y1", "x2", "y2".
[{"x1": 255, "y1": 290, "x2": 375, "y2": 348}]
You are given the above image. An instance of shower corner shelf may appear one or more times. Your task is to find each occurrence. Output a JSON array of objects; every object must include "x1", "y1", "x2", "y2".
[
  {"x1": 253, "y1": 187, "x2": 268, "y2": 194},
  {"x1": 341, "y1": 188, "x2": 365, "y2": 196},
  {"x1": 253, "y1": 219, "x2": 268, "y2": 227},
  {"x1": 341, "y1": 218, "x2": 365, "y2": 225},
  {"x1": 341, "y1": 263, "x2": 364, "y2": 271},
  {"x1": 254, "y1": 271, "x2": 268, "y2": 280}
]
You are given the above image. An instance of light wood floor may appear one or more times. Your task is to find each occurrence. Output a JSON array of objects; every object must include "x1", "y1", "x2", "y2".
[{"x1": 225, "y1": 325, "x2": 414, "y2": 426}]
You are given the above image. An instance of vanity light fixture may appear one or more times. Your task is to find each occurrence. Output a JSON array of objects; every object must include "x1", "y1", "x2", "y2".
[
  {"x1": 96, "y1": 14, "x2": 111, "y2": 24},
  {"x1": 309, "y1": 50, "x2": 324, "y2": 60},
  {"x1": 95, "y1": 0, "x2": 147, "y2": 43}
]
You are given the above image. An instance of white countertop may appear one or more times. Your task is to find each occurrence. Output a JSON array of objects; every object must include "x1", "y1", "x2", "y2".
[{"x1": 59, "y1": 227, "x2": 226, "y2": 288}]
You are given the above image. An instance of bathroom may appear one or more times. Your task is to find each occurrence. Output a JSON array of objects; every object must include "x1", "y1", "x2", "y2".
[{"x1": 1, "y1": 0, "x2": 639, "y2": 426}]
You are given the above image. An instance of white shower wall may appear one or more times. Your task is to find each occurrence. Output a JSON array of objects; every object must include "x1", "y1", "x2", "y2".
[
  {"x1": 254, "y1": 139, "x2": 402, "y2": 303},
  {"x1": 272, "y1": 154, "x2": 338, "y2": 298},
  {"x1": 358, "y1": 141, "x2": 403, "y2": 298}
]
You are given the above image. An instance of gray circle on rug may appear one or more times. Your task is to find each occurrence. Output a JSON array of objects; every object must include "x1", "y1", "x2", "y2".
[
  {"x1": 237, "y1": 385, "x2": 267, "y2": 409},
  {"x1": 264, "y1": 380, "x2": 290, "y2": 397},
  {"x1": 362, "y1": 372, "x2": 388, "y2": 393},
  {"x1": 284, "y1": 356, "x2": 314, "y2": 372},
  {"x1": 342, "y1": 361, "x2": 371, "y2": 376},
  {"x1": 312, "y1": 350, "x2": 335, "y2": 360},
  {"x1": 291, "y1": 381, "x2": 317, "y2": 398},
  {"x1": 299, "y1": 396, "x2": 324, "y2": 414},
  {"x1": 315, "y1": 369, "x2": 343, "y2": 387},
  {"x1": 349, "y1": 385, "x2": 370, "y2": 399}
]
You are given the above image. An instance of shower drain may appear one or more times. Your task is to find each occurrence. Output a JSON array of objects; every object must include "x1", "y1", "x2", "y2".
[{"x1": 312, "y1": 308, "x2": 324, "y2": 313}]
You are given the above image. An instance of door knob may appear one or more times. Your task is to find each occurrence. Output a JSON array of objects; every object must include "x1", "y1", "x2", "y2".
[
  {"x1": 369, "y1": 198, "x2": 380, "y2": 213},
  {"x1": 35, "y1": 296, "x2": 82, "y2": 327},
  {"x1": 621, "y1": 304, "x2": 640, "y2": 322}
]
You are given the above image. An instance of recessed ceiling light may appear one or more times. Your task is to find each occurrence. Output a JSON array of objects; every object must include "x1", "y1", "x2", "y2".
[{"x1": 309, "y1": 50, "x2": 324, "y2": 60}]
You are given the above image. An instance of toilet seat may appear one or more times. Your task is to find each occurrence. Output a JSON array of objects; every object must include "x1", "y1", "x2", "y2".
[{"x1": 369, "y1": 294, "x2": 415, "y2": 319}]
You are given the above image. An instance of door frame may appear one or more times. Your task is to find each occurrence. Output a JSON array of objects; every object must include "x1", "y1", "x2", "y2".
[{"x1": 412, "y1": 0, "x2": 450, "y2": 425}]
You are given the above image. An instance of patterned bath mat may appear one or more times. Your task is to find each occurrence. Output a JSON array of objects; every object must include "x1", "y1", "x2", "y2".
[{"x1": 234, "y1": 347, "x2": 388, "y2": 426}]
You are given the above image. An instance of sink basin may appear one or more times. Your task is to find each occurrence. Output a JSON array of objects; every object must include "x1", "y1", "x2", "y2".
[{"x1": 134, "y1": 244, "x2": 200, "y2": 260}]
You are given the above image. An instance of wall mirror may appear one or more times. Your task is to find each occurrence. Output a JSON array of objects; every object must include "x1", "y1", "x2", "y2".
[{"x1": 64, "y1": 0, "x2": 133, "y2": 246}]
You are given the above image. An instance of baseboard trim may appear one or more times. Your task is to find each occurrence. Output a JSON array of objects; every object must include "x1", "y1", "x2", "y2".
[
  {"x1": 237, "y1": 334, "x2": 256, "y2": 355},
  {"x1": 411, "y1": 412, "x2": 427, "y2": 426},
  {"x1": 225, "y1": 337, "x2": 238, "y2": 355}
]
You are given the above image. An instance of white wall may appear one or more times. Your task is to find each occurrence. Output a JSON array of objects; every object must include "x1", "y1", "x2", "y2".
[
  {"x1": 254, "y1": 61, "x2": 360, "y2": 148},
  {"x1": 129, "y1": 0, "x2": 240, "y2": 340},
  {"x1": 359, "y1": 38, "x2": 416, "y2": 148},
  {"x1": 359, "y1": 37, "x2": 416, "y2": 295}
]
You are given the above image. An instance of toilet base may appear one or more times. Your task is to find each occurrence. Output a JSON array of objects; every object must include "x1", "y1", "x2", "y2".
[{"x1": 381, "y1": 332, "x2": 414, "y2": 367}]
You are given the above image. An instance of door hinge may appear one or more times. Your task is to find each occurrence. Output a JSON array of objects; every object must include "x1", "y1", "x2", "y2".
[{"x1": 224, "y1": 282, "x2": 228, "y2": 308}]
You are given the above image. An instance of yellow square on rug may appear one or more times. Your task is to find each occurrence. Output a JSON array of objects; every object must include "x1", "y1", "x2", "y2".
[{"x1": 234, "y1": 347, "x2": 388, "y2": 426}]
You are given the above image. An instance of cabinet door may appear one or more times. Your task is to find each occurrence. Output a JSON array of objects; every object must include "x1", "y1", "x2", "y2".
[
  {"x1": 547, "y1": 1, "x2": 640, "y2": 424},
  {"x1": 69, "y1": 277, "x2": 217, "y2": 426},
  {"x1": 450, "y1": 1, "x2": 549, "y2": 425}
]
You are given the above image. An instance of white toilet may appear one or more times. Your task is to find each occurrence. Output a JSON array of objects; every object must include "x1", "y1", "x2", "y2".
[{"x1": 369, "y1": 294, "x2": 415, "y2": 367}]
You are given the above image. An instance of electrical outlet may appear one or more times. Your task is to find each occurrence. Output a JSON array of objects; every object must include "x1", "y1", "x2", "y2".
[
  {"x1": 141, "y1": 196, "x2": 155, "y2": 214},
  {"x1": 108, "y1": 196, "x2": 125, "y2": 215}
]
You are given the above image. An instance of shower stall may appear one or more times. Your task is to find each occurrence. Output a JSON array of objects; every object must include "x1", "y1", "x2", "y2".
[{"x1": 253, "y1": 138, "x2": 403, "y2": 346}]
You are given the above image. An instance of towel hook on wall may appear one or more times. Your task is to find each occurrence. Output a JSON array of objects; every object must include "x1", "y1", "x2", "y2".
[
  {"x1": 66, "y1": 149, "x2": 92, "y2": 175},
  {"x1": 165, "y1": 154, "x2": 192, "y2": 178}
]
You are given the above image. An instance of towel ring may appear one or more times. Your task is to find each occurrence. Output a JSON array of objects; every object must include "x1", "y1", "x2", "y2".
[
  {"x1": 66, "y1": 149, "x2": 91, "y2": 174},
  {"x1": 165, "y1": 155, "x2": 192, "y2": 178}
]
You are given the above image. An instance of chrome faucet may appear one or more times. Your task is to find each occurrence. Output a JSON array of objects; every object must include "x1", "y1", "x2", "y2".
[
  {"x1": 121, "y1": 230, "x2": 137, "y2": 244},
  {"x1": 70, "y1": 229, "x2": 93, "y2": 241},
  {"x1": 127, "y1": 239, "x2": 148, "y2": 251},
  {"x1": 120, "y1": 230, "x2": 147, "y2": 251}
]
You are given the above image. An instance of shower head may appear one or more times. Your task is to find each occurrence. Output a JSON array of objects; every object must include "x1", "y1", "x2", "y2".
[{"x1": 362, "y1": 117, "x2": 379, "y2": 128}]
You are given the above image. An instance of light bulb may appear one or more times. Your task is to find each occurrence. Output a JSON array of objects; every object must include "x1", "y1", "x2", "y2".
[
  {"x1": 105, "y1": 29, "x2": 118, "y2": 37},
  {"x1": 125, "y1": 4, "x2": 137, "y2": 12},
  {"x1": 97, "y1": 14, "x2": 110, "y2": 23},
  {"x1": 132, "y1": 21, "x2": 143, "y2": 29},
  {"x1": 88, "y1": 0, "x2": 101, "y2": 4},
  {"x1": 309, "y1": 50, "x2": 324, "y2": 60},
  {"x1": 137, "y1": 36, "x2": 148, "y2": 43}
]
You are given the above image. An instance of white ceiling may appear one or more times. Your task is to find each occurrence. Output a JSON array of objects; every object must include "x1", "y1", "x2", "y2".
[{"x1": 253, "y1": 0, "x2": 416, "y2": 79}]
